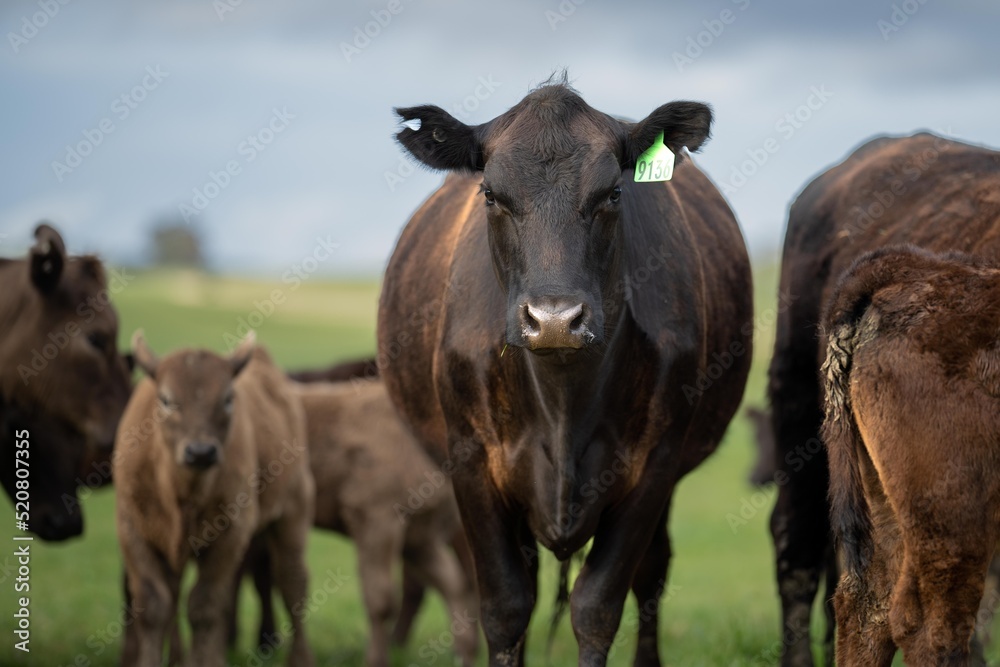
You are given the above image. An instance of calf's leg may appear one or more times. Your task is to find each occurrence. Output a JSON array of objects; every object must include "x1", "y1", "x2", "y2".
[
  {"x1": 266, "y1": 513, "x2": 315, "y2": 667},
  {"x1": 406, "y1": 537, "x2": 479, "y2": 667},
  {"x1": 345, "y1": 508, "x2": 405, "y2": 667}
]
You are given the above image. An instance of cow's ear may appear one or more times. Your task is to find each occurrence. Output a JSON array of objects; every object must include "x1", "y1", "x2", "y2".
[
  {"x1": 131, "y1": 330, "x2": 159, "y2": 379},
  {"x1": 395, "y1": 105, "x2": 487, "y2": 172},
  {"x1": 623, "y1": 101, "x2": 712, "y2": 168},
  {"x1": 229, "y1": 331, "x2": 255, "y2": 377},
  {"x1": 30, "y1": 223, "x2": 67, "y2": 294}
]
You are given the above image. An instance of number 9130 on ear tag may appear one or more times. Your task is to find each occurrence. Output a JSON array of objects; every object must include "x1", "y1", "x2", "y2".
[{"x1": 634, "y1": 131, "x2": 675, "y2": 183}]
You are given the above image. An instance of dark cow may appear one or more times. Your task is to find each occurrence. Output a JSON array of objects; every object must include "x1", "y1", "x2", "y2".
[
  {"x1": 0, "y1": 224, "x2": 132, "y2": 539},
  {"x1": 823, "y1": 246, "x2": 1000, "y2": 665},
  {"x1": 768, "y1": 132, "x2": 1000, "y2": 666},
  {"x1": 378, "y1": 81, "x2": 752, "y2": 665}
]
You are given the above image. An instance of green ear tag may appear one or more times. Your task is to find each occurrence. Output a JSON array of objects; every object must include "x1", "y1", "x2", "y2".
[{"x1": 634, "y1": 131, "x2": 675, "y2": 183}]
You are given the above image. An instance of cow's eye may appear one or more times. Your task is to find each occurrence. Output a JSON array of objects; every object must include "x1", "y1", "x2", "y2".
[
  {"x1": 222, "y1": 391, "x2": 235, "y2": 415},
  {"x1": 158, "y1": 393, "x2": 174, "y2": 410},
  {"x1": 483, "y1": 188, "x2": 496, "y2": 206},
  {"x1": 610, "y1": 186, "x2": 622, "y2": 203},
  {"x1": 88, "y1": 331, "x2": 110, "y2": 352}
]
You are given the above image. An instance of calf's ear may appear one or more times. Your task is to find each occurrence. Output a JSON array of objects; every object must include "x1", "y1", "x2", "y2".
[
  {"x1": 229, "y1": 331, "x2": 256, "y2": 377},
  {"x1": 622, "y1": 101, "x2": 713, "y2": 168},
  {"x1": 131, "y1": 330, "x2": 159, "y2": 379},
  {"x1": 30, "y1": 223, "x2": 67, "y2": 294},
  {"x1": 395, "y1": 105, "x2": 487, "y2": 172}
]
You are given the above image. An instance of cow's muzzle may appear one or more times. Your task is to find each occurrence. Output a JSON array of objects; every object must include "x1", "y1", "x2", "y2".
[
  {"x1": 183, "y1": 442, "x2": 220, "y2": 469},
  {"x1": 516, "y1": 297, "x2": 596, "y2": 352}
]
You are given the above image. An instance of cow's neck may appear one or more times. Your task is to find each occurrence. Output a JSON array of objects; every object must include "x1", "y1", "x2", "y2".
[{"x1": 511, "y1": 309, "x2": 640, "y2": 554}]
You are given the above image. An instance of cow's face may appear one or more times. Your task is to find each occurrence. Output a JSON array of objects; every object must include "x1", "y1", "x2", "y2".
[
  {"x1": 132, "y1": 333, "x2": 255, "y2": 470},
  {"x1": 395, "y1": 84, "x2": 711, "y2": 357},
  {"x1": 1, "y1": 224, "x2": 132, "y2": 449}
]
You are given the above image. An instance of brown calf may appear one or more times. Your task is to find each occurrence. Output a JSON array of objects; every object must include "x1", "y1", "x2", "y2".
[
  {"x1": 115, "y1": 332, "x2": 314, "y2": 667},
  {"x1": 281, "y1": 378, "x2": 478, "y2": 667},
  {"x1": 823, "y1": 246, "x2": 1000, "y2": 665}
]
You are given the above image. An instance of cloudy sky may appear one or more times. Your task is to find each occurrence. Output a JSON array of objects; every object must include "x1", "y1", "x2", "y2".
[{"x1": 1, "y1": 0, "x2": 997, "y2": 275}]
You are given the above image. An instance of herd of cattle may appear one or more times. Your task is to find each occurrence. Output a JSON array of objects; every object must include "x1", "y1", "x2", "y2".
[{"x1": 3, "y1": 82, "x2": 1000, "y2": 666}]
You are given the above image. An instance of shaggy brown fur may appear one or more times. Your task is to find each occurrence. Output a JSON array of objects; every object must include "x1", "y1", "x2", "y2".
[
  {"x1": 767, "y1": 133, "x2": 1000, "y2": 666},
  {"x1": 115, "y1": 333, "x2": 314, "y2": 667},
  {"x1": 0, "y1": 224, "x2": 132, "y2": 539},
  {"x1": 823, "y1": 246, "x2": 1000, "y2": 665}
]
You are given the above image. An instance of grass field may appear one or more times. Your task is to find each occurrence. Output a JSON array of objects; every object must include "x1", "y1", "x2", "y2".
[{"x1": 0, "y1": 265, "x2": 985, "y2": 666}]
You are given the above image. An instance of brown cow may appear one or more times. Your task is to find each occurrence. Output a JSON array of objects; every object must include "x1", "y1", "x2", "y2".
[
  {"x1": 768, "y1": 132, "x2": 1000, "y2": 666},
  {"x1": 0, "y1": 223, "x2": 131, "y2": 539},
  {"x1": 234, "y1": 361, "x2": 476, "y2": 665},
  {"x1": 115, "y1": 332, "x2": 314, "y2": 667},
  {"x1": 296, "y1": 379, "x2": 477, "y2": 667},
  {"x1": 379, "y1": 80, "x2": 752, "y2": 665},
  {"x1": 823, "y1": 246, "x2": 1000, "y2": 665}
]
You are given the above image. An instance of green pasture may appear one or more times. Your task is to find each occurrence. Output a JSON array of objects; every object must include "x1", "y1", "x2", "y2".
[{"x1": 0, "y1": 265, "x2": 986, "y2": 665}]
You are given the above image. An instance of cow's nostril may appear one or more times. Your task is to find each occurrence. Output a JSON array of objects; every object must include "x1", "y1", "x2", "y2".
[
  {"x1": 569, "y1": 308, "x2": 586, "y2": 333},
  {"x1": 522, "y1": 304, "x2": 541, "y2": 334}
]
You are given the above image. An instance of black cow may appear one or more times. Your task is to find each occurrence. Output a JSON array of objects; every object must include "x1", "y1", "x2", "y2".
[{"x1": 378, "y1": 80, "x2": 752, "y2": 666}]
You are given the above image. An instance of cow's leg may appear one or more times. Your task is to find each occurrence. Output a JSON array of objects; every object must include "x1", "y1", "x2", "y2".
[
  {"x1": 892, "y1": 525, "x2": 994, "y2": 665},
  {"x1": 344, "y1": 507, "x2": 405, "y2": 667},
  {"x1": 629, "y1": 506, "x2": 670, "y2": 667},
  {"x1": 251, "y1": 543, "x2": 275, "y2": 651},
  {"x1": 453, "y1": 471, "x2": 537, "y2": 667},
  {"x1": 570, "y1": 480, "x2": 674, "y2": 667},
  {"x1": 265, "y1": 512, "x2": 315, "y2": 667},
  {"x1": 832, "y1": 555, "x2": 896, "y2": 666},
  {"x1": 389, "y1": 564, "x2": 426, "y2": 646},
  {"x1": 769, "y1": 355, "x2": 828, "y2": 667},
  {"x1": 832, "y1": 458, "x2": 902, "y2": 667},
  {"x1": 122, "y1": 539, "x2": 182, "y2": 667},
  {"x1": 406, "y1": 537, "x2": 479, "y2": 667},
  {"x1": 187, "y1": 535, "x2": 248, "y2": 667}
]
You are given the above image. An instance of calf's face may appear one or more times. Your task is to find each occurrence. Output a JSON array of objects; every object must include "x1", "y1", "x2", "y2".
[
  {"x1": 395, "y1": 85, "x2": 712, "y2": 356},
  {"x1": 131, "y1": 332, "x2": 255, "y2": 469}
]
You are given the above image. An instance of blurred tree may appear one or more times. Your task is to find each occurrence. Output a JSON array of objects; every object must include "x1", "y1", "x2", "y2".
[{"x1": 149, "y1": 219, "x2": 205, "y2": 268}]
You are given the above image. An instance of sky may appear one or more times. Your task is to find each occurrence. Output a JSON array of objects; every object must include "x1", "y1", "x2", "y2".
[{"x1": 1, "y1": 0, "x2": 997, "y2": 276}]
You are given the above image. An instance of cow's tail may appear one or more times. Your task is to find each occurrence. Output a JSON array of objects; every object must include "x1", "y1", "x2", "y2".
[
  {"x1": 821, "y1": 244, "x2": 929, "y2": 578},
  {"x1": 546, "y1": 551, "x2": 584, "y2": 661}
]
